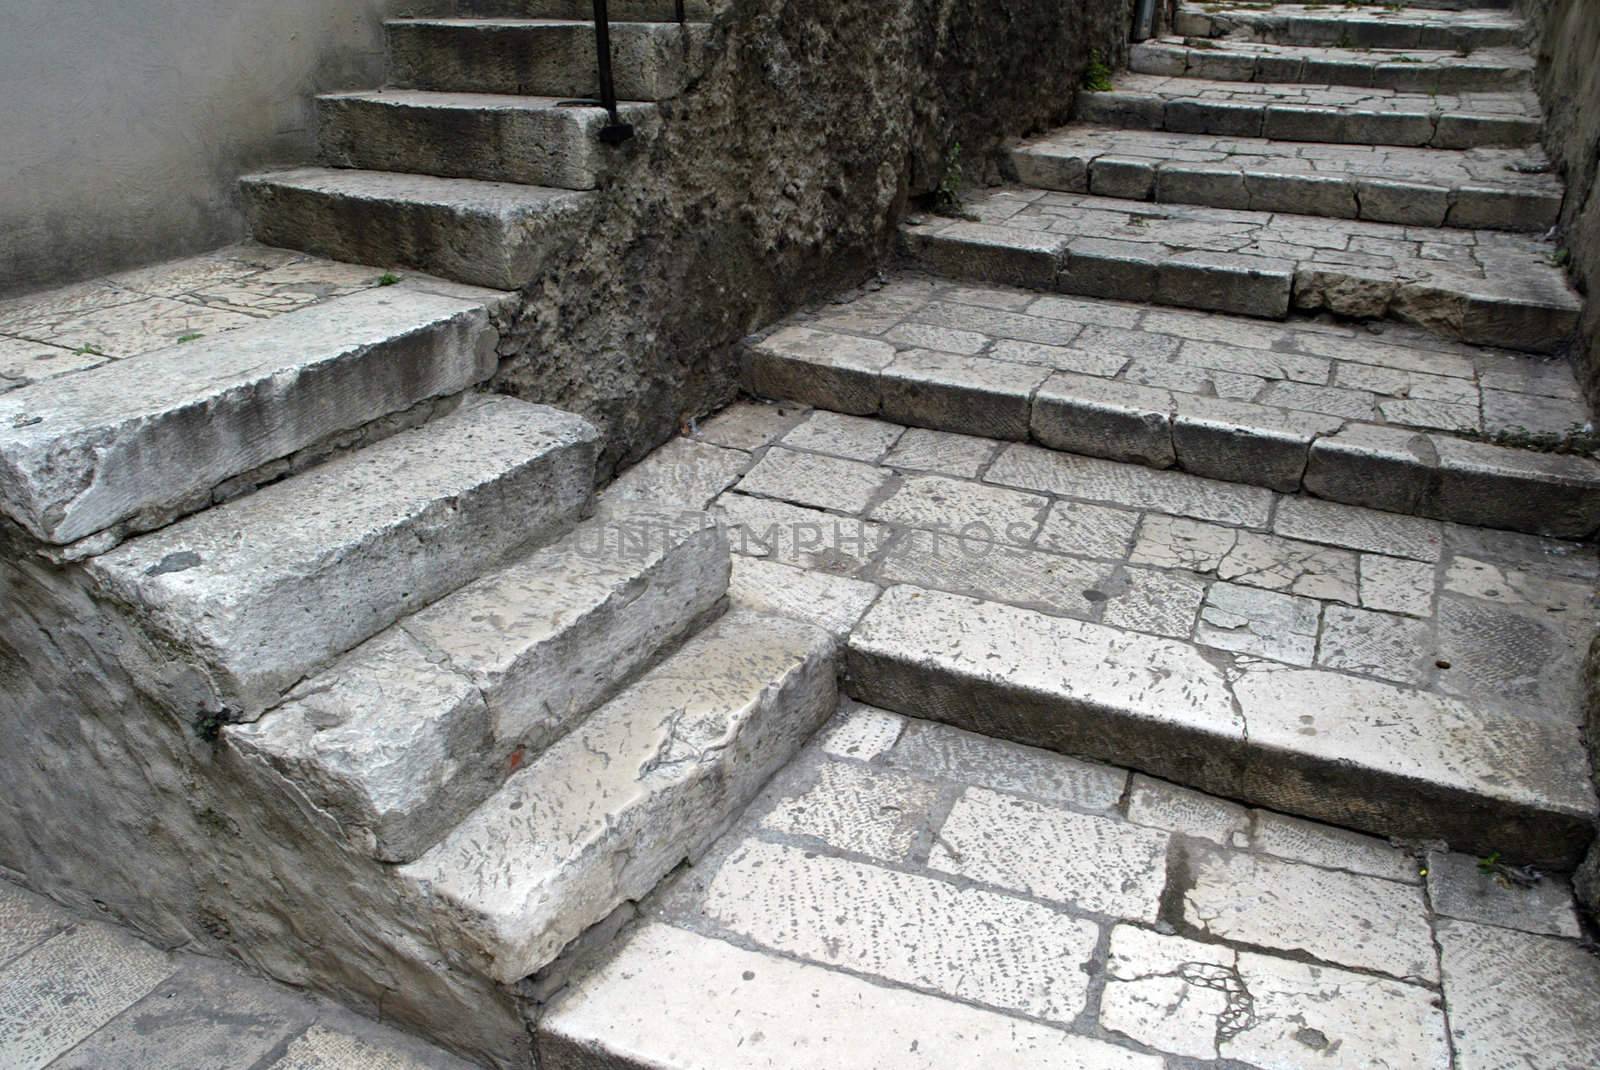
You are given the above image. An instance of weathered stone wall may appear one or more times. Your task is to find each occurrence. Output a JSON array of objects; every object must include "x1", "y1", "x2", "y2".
[
  {"x1": 493, "y1": 0, "x2": 1130, "y2": 478},
  {"x1": 1517, "y1": 0, "x2": 1600, "y2": 406},
  {"x1": 0, "y1": 0, "x2": 415, "y2": 298}
]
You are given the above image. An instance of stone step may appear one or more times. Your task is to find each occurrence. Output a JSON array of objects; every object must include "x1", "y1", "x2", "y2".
[
  {"x1": 398, "y1": 608, "x2": 837, "y2": 985},
  {"x1": 85, "y1": 395, "x2": 600, "y2": 719},
  {"x1": 902, "y1": 187, "x2": 1580, "y2": 353},
  {"x1": 386, "y1": 18, "x2": 709, "y2": 101},
  {"x1": 1174, "y1": 2, "x2": 1524, "y2": 51},
  {"x1": 240, "y1": 167, "x2": 594, "y2": 290},
  {"x1": 452, "y1": 0, "x2": 718, "y2": 19},
  {"x1": 1011, "y1": 126, "x2": 1562, "y2": 232},
  {"x1": 1077, "y1": 74, "x2": 1541, "y2": 150},
  {"x1": 228, "y1": 504, "x2": 728, "y2": 863},
  {"x1": 0, "y1": 282, "x2": 508, "y2": 549},
  {"x1": 743, "y1": 291, "x2": 1600, "y2": 537},
  {"x1": 316, "y1": 91, "x2": 658, "y2": 191},
  {"x1": 1131, "y1": 39, "x2": 1533, "y2": 93},
  {"x1": 845, "y1": 584, "x2": 1595, "y2": 867}
]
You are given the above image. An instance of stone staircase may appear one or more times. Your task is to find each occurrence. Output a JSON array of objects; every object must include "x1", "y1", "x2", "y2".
[
  {"x1": 240, "y1": 1, "x2": 711, "y2": 289},
  {"x1": 731, "y1": 0, "x2": 1600, "y2": 870},
  {"x1": 1, "y1": 0, "x2": 1597, "y2": 1067}
]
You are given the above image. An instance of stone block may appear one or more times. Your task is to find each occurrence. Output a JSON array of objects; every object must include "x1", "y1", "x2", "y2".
[
  {"x1": 1171, "y1": 394, "x2": 1339, "y2": 491},
  {"x1": 1425, "y1": 849, "x2": 1582, "y2": 938},
  {"x1": 1356, "y1": 177, "x2": 1451, "y2": 226},
  {"x1": 1125, "y1": 775, "x2": 1249, "y2": 846},
  {"x1": 880, "y1": 350, "x2": 1050, "y2": 441},
  {"x1": 1244, "y1": 170, "x2": 1358, "y2": 218},
  {"x1": 1433, "y1": 113, "x2": 1539, "y2": 149},
  {"x1": 1058, "y1": 237, "x2": 1165, "y2": 303},
  {"x1": 742, "y1": 325, "x2": 897, "y2": 414},
  {"x1": 400, "y1": 609, "x2": 838, "y2": 984},
  {"x1": 1030, "y1": 373, "x2": 1176, "y2": 468},
  {"x1": 1164, "y1": 98, "x2": 1265, "y2": 138},
  {"x1": 1196, "y1": 582, "x2": 1321, "y2": 665},
  {"x1": 1089, "y1": 156, "x2": 1157, "y2": 200},
  {"x1": 1274, "y1": 495, "x2": 1443, "y2": 561},
  {"x1": 1425, "y1": 435, "x2": 1600, "y2": 537},
  {"x1": 1303, "y1": 422, "x2": 1436, "y2": 515},
  {"x1": 1156, "y1": 250, "x2": 1293, "y2": 318},
  {"x1": 907, "y1": 222, "x2": 1068, "y2": 291},
  {"x1": 883, "y1": 719, "x2": 1127, "y2": 810},
  {"x1": 1009, "y1": 146, "x2": 1089, "y2": 193},
  {"x1": 1447, "y1": 186, "x2": 1563, "y2": 231},
  {"x1": 1251, "y1": 810, "x2": 1418, "y2": 883},
  {"x1": 1155, "y1": 164, "x2": 1250, "y2": 210},
  {"x1": 1075, "y1": 90, "x2": 1166, "y2": 129},
  {"x1": 762, "y1": 758, "x2": 939, "y2": 862},
  {"x1": 727, "y1": 556, "x2": 880, "y2": 640}
]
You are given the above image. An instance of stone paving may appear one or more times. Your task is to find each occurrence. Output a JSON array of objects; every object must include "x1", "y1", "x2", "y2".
[
  {"x1": 1129, "y1": 39, "x2": 1533, "y2": 93},
  {"x1": 543, "y1": 700, "x2": 1600, "y2": 1069},
  {"x1": 620, "y1": 390, "x2": 1598, "y2": 727},
  {"x1": 1174, "y1": 2, "x2": 1525, "y2": 50},
  {"x1": 1012, "y1": 126, "x2": 1562, "y2": 230},
  {"x1": 0, "y1": 243, "x2": 420, "y2": 390},
  {"x1": 0, "y1": 879, "x2": 475, "y2": 1069}
]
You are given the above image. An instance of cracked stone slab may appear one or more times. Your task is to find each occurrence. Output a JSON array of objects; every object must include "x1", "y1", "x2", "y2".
[
  {"x1": 400, "y1": 609, "x2": 837, "y2": 984},
  {"x1": 931, "y1": 787, "x2": 1170, "y2": 920},
  {"x1": 761, "y1": 757, "x2": 940, "y2": 862},
  {"x1": 1437, "y1": 918, "x2": 1600, "y2": 1070},
  {"x1": 0, "y1": 883, "x2": 67, "y2": 971},
  {"x1": 1424, "y1": 849, "x2": 1583, "y2": 939},
  {"x1": 727, "y1": 555, "x2": 881, "y2": 639},
  {"x1": 538, "y1": 922, "x2": 1163, "y2": 1070},
  {"x1": 602, "y1": 437, "x2": 752, "y2": 510},
  {"x1": 0, "y1": 287, "x2": 502, "y2": 546},
  {"x1": 0, "y1": 924, "x2": 176, "y2": 1070},
  {"x1": 88, "y1": 396, "x2": 600, "y2": 718},
  {"x1": 1172, "y1": 4, "x2": 1524, "y2": 52},
  {"x1": 1197, "y1": 581, "x2": 1322, "y2": 665},
  {"x1": 734, "y1": 446, "x2": 893, "y2": 514},
  {"x1": 1130, "y1": 37, "x2": 1533, "y2": 93},
  {"x1": 869, "y1": 474, "x2": 1049, "y2": 547},
  {"x1": 816, "y1": 700, "x2": 906, "y2": 762},
  {"x1": 1250, "y1": 810, "x2": 1420, "y2": 884},
  {"x1": 882, "y1": 719, "x2": 1128, "y2": 811},
  {"x1": 228, "y1": 504, "x2": 729, "y2": 862},
  {"x1": 1101, "y1": 925, "x2": 1450, "y2": 1067},
  {"x1": 1127, "y1": 775, "x2": 1250, "y2": 846},
  {"x1": 713, "y1": 493, "x2": 888, "y2": 574},
  {"x1": 1182, "y1": 846, "x2": 1437, "y2": 981},
  {"x1": 781, "y1": 409, "x2": 905, "y2": 462},
  {"x1": 697, "y1": 838, "x2": 1101, "y2": 1024}
]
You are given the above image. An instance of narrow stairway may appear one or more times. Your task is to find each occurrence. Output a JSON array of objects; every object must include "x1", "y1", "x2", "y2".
[{"x1": 531, "y1": 3, "x2": 1600, "y2": 1067}]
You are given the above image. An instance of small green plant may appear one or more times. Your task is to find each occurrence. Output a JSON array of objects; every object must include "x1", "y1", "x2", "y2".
[
  {"x1": 194, "y1": 709, "x2": 227, "y2": 743},
  {"x1": 1477, "y1": 852, "x2": 1543, "y2": 888},
  {"x1": 933, "y1": 141, "x2": 969, "y2": 217},
  {"x1": 75, "y1": 343, "x2": 105, "y2": 357},
  {"x1": 378, "y1": 271, "x2": 402, "y2": 286},
  {"x1": 1551, "y1": 247, "x2": 1571, "y2": 267},
  {"x1": 1082, "y1": 50, "x2": 1114, "y2": 92},
  {"x1": 176, "y1": 332, "x2": 203, "y2": 344}
]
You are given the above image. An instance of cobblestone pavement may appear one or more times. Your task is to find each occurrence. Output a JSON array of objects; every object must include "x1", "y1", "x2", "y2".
[
  {"x1": 0, "y1": 879, "x2": 479, "y2": 1069},
  {"x1": 545, "y1": 700, "x2": 1600, "y2": 1069},
  {"x1": 617, "y1": 388, "x2": 1597, "y2": 730}
]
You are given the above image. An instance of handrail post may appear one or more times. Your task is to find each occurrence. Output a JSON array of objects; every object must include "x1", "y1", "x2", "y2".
[{"x1": 591, "y1": 0, "x2": 635, "y2": 143}]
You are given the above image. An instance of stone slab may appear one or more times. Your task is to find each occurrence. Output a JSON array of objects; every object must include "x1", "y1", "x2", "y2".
[
  {"x1": 0, "y1": 287, "x2": 500, "y2": 546},
  {"x1": 90, "y1": 395, "x2": 599, "y2": 718},
  {"x1": 400, "y1": 609, "x2": 837, "y2": 983},
  {"x1": 539, "y1": 923, "x2": 1162, "y2": 1070}
]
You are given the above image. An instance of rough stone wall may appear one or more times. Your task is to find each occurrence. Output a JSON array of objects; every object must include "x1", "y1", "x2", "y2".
[
  {"x1": 493, "y1": 0, "x2": 1130, "y2": 478},
  {"x1": 1517, "y1": 0, "x2": 1600, "y2": 406},
  {"x1": 0, "y1": 526, "x2": 534, "y2": 1066},
  {"x1": 1579, "y1": 637, "x2": 1600, "y2": 921}
]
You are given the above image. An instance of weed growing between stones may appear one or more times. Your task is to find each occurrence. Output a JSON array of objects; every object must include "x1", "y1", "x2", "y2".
[{"x1": 1082, "y1": 51, "x2": 1114, "y2": 92}]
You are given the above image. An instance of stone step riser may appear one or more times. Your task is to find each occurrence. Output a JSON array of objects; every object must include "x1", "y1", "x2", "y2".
[
  {"x1": 742, "y1": 340, "x2": 1600, "y2": 539},
  {"x1": 1076, "y1": 91, "x2": 1539, "y2": 150},
  {"x1": 241, "y1": 167, "x2": 595, "y2": 291},
  {"x1": 386, "y1": 20, "x2": 708, "y2": 101},
  {"x1": 846, "y1": 586, "x2": 1595, "y2": 868},
  {"x1": 452, "y1": 0, "x2": 716, "y2": 20},
  {"x1": 900, "y1": 218, "x2": 1579, "y2": 355},
  {"x1": 1130, "y1": 42, "x2": 1531, "y2": 93},
  {"x1": 1173, "y1": 10, "x2": 1523, "y2": 51},
  {"x1": 226, "y1": 506, "x2": 731, "y2": 863},
  {"x1": 0, "y1": 287, "x2": 504, "y2": 548},
  {"x1": 316, "y1": 93, "x2": 658, "y2": 191},
  {"x1": 86, "y1": 396, "x2": 601, "y2": 719},
  {"x1": 1011, "y1": 148, "x2": 1561, "y2": 233},
  {"x1": 399, "y1": 609, "x2": 838, "y2": 985}
]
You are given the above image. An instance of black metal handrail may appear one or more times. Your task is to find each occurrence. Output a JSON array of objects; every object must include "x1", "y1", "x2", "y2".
[{"x1": 586, "y1": 0, "x2": 689, "y2": 144}]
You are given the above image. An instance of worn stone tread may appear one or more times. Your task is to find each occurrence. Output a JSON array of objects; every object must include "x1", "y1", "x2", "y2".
[
  {"x1": 1174, "y1": 2, "x2": 1524, "y2": 51},
  {"x1": 227, "y1": 503, "x2": 730, "y2": 863},
  {"x1": 454, "y1": 0, "x2": 719, "y2": 19},
  {"x1": 400, "y1": 608, "x2": 837, "y2": 984},
  {"x1": 241, "y1": 166, "x2": 595, "y2": 290},
  {"x1": 903, "y1": 186, "x2": 1581, "y2": 353},
  {"x1": 1012, "y1": 125, "x2": 1561, "y2": 231},
  {"x1": 386, "y1": 18, "x2": 710, "y2": 101},
  {"x1": 845, "y1": 584, "x2": 1595, "y2": 865},
  {"x1": 87, "y1": 394, "x2": 600, "y2": 719},
  {"x1": 1078, "y1": 72, "x2": 1540, "y2": 150},
  {"x1": 0, "y1": 286, "x2": 506, "y2": 547},
  {"x1": 1130, "y1": 37, "x2": 1532, "y2": 92},
  {"x1": 317, "y1": 90, "x2": 659, "y2": 190}
]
